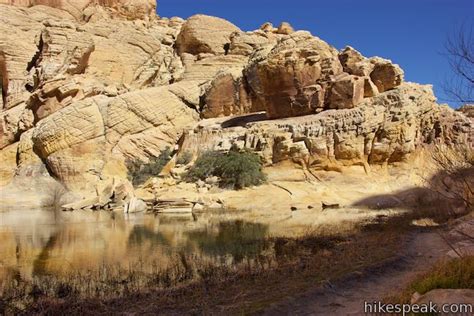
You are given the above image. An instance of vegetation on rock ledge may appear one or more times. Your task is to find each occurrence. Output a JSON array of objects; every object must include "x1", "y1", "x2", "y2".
[
  {"x1": 186, "y1": 149, "x2": 266, "y2": 189},
  {"x1": 126, "y1": 147, "x2": 173, "y2": 186}
]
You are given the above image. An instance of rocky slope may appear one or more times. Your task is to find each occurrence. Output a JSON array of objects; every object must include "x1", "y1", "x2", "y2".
[{"x1": 0, "y1": 0, "x2": 472, "y2": 198}]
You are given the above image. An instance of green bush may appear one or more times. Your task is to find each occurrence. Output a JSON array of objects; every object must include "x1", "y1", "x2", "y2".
[
  {"x1": 127, "y1": 147, "x2": 172, "y2": 186},
  {"x1": 176, "y1": 151, "x2": 193, "y2": 165},
  {"x1": 187, "y1": 150, "x2": 266, "y2": 190}
]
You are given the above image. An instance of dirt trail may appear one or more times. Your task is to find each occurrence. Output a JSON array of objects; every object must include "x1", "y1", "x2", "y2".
[{"x1": 264, "y1": 230, "x2": 452, "y2": 316}]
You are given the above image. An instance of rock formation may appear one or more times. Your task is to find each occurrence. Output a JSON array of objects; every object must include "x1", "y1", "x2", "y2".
[
  {"x1": 0, "y1": 0, "x2": 157, "y2": 20},
  {"x1": 0, "y1": 0, "x2": 472, "y2": 198}
]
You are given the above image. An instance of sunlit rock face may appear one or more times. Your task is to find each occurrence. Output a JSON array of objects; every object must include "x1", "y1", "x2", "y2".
[
  {"x1": 0, "y1": 0, "x2": 472, "y2": 196},
  {"x1": 182, "y1": 82, "x2": 472, "y2": 168},
  {"x1": 0, "y1": 0, "x2": 156, "y2": 20}
]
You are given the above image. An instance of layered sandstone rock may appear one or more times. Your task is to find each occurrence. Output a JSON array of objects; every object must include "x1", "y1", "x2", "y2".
[
  {"x1": 0, "y1": 0, "x2": 472, "y2": 197},
  {"x1": 0, "y1": 2, "x2": 184, "y2": 152},
  {"x1": 0, "y1": 0, "x2": 157, "y2": 20},
  {"x1": 245, "y1": 31, "x2": 343, "y2": 118},
  {"x1": 176, "y1": 15, "x2": 241, "y2": 56},
  {"x1": 30, "y1": 87, "x2": 197, "y2": 192},
  {"x1": 181, "y1": 83, "x2": 471, "y2": 167}
]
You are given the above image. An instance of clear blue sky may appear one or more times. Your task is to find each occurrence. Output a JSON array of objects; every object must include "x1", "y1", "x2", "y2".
[{"x1": 158, "y1": 0, "x2": 473, "y2": 108}]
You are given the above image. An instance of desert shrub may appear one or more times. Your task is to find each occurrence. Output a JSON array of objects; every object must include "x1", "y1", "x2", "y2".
[
  {"x1": 41, "y1": 182, "x2": 68, "y2": 209},
  {"x1": 176, "y1": 151, "x2": 193, "y2": 165},
  {"x1": 186, "y1": 150, "x2": 266, "y2": 189},
  {"x1": 127, "y1": 147, "x2": 172, "y2": 186}
]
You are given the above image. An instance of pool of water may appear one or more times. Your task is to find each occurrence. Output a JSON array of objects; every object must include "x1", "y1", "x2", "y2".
[
  {"x1": 0, "y1": 205, "x2": 386, "y2": 282},
  {"x1": 0, "y1": 208, "x2": 316, "y2": 281}
]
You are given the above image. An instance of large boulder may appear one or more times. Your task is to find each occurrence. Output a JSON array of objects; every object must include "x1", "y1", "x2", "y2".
[
  {"x1": 31, "y1": 87, "x2": 198, "y2": 193},
  {"x1": 202, "y1": 70, "x2": 263, "y2": 118},
  {"x1": 176, "y1": 14, "x2": 241, "y2": 56},
  {"x1": 328, "y1": 74, "x2": 365, "y2": 109},
  {"x1": 246, "y1": 31, "x2": 343, "y2": 119},
  {"x1": 339, "y1": 46, "x2": 404, "y2": 93},
  {"x1": 370, "y1": 61, "x2": 404, "y2": 92}
]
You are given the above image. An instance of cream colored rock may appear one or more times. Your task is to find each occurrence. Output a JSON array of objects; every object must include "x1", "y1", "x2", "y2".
[
  {"x1": 260, "y1": 22, "x2": 276, "y2": 33},
  {"x1": 176, "y1": 14, "x2": 241, "y2": 56},
  {"x1": 31, "y1": 86, "x2": 197, "y2": 193},
  {"x1": 0, "y1": 2, "x2": 182, "y2": 120},
  {"x1": 0, "y1": 142, "x2": 18, "y2": 186},
  {"x1": 0, "y1": 0, "x2": 472, "y2": 200},
  {"x1": 0, "y1": 103, "x2": 33, "y2": 149},
  {"x1": 180, "y1": 55, "x2": 248, "y2": 82},
  {"x1": 229, "y1": 31, "x2": 278, "y2": 56},
  {"x1": 0, "y1": 0, "x2": 157, "y2": 21},
  {"x1": 458, "y1": 104, "x2": 474, "y2": 118},
  {"x1": 276, "y1": 22, "x2": 295, "y2": 35},
  {"x1": 124, "y1": 197, "x2": 147, "y2": 213},
  {"x1": 17, "y1": 129, "x2": 42, "y2": 168}
]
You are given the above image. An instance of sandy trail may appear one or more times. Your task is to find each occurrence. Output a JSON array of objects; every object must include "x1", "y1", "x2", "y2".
[{"x1": 264, "y1": 230, "x2": 453, "y2": 315}]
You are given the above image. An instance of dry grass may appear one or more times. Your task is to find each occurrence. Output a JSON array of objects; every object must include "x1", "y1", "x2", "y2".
[
  {"x1": 389, "y1": 256, "x2": 474, "y2": 304},
  {"x1": 1, "y1": 216, "x2": 410, "y2": 315}
]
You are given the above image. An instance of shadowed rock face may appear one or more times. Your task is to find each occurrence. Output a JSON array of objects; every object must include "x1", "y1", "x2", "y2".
[{"x1": 0, "y1": 1, "x2": 471, "y2": 196}]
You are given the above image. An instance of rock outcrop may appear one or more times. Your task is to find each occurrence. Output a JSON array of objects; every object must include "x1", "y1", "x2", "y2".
[
  {"x1": 0, "y1": 0, "x2": 472, "y2": 198},
  {"x1": 181, "y1": 82, "x2": 471, "y2": 167},
  {"x1": 0, "y1": 0, "x2": 157, "y2": 20},
  {"x1": 176, "y1": 14, "x2": 241, "y2": 56}
]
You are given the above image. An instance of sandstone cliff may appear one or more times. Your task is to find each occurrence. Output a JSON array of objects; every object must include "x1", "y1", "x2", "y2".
[{"x1": 0, "y1": 1, "x2": 472, "y2": 196}]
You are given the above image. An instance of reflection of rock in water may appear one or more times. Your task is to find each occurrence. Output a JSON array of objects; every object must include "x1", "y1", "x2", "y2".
[
  {"x1": 186, "y1": 220, "x2": 270, "y2": 263},
  {"x1": 0, "y1": 209, "x2": 309, "y2": 281},
  {"x1": 127, "y1": 226, "x2": 169, "y2": 249},
  {"x1": 32, "y1": 233, "x2": 59, "y2": 277}
]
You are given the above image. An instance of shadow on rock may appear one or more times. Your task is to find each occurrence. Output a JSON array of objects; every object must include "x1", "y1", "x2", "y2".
[{"x1": 353, "y1": 167, "x2": 474, "y2": 222}]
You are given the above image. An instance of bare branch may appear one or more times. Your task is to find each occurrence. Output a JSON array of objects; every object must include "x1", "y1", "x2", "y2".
[{"x1": 443, "y1": 22, "x2": 474, "y2": 105}]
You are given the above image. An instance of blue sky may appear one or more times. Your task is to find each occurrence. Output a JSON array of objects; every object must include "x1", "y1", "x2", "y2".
[{"x1": 158, "y1": 0, "x2": 473, "y2": 108}]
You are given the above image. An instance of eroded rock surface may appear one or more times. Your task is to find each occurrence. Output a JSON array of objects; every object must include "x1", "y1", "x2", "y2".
[
  {"x1": 0, "y1": 0, "x2": 157, "y2": 20},
  {"x1": 0, "y1": 0, "x2": 472, "y2": 198},
  {"x1": 181, "y1": 83, "x2": 471, "y2": 167}
]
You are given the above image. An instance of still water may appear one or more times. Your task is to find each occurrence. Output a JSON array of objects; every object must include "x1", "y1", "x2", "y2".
[{"x1": 0, "y1": 208, "x2": 327, "y2": 281}]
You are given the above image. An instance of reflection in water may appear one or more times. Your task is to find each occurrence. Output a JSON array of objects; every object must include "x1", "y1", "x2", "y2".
[
  {"x1": 0, "y1": 207, "x2": 328, "y2": 282},
  {"x1": 186, "y1": 221, "x2": 269, "y2": 263},
  {"x1": 127, "y1": 226, "x2": 169, "y2": 248},
  {"x1": 32, "y1": 234, "x2": 59, "y2": 277}
]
